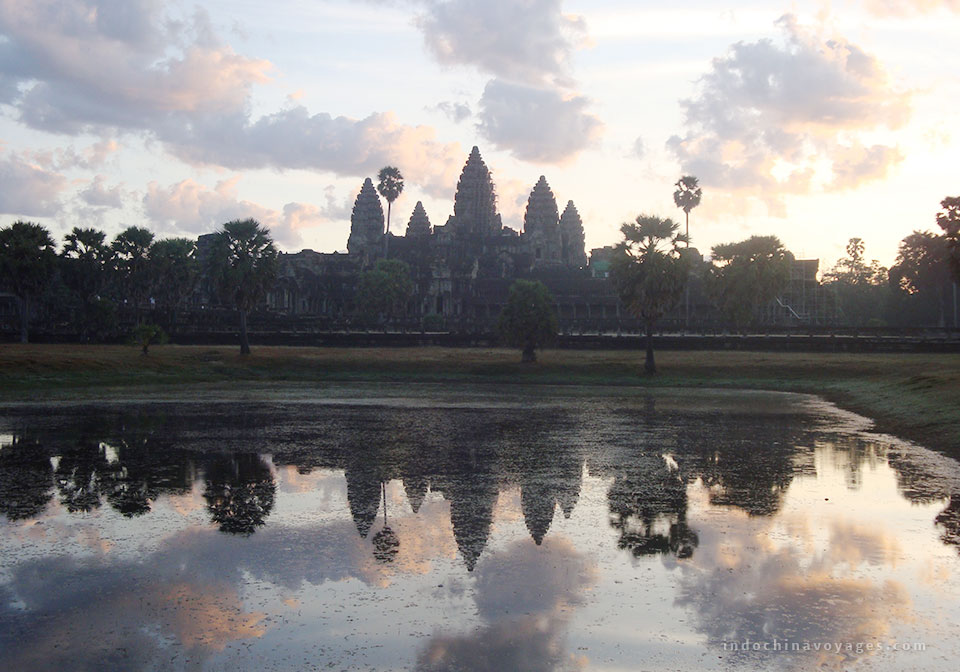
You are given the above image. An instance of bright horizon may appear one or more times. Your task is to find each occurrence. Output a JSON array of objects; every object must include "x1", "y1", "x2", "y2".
[{"x1": 1, "y1": 0, "x2": 958, "y2": 270}]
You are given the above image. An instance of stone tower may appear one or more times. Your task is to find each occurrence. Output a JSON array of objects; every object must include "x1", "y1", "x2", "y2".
[
  {"x1": 346, "y1": 177, "x2": 384, "y2": 262},
  {"x1": 450, "y1": 146, "x2": 502, "y2": 238},
  {"x1": 523, "y1": 175, "x2": 561, "y2": 264},
  {"x1": 559, "y1": 200, "x2": 587, "y2": 268},
  {"x1": 406, "y1": 201, "x2": 431, "y2": 237}
]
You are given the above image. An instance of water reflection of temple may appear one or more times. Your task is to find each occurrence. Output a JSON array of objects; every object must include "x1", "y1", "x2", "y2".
[{"x1": 4, "y1": 399, "x2": 960, "y2": 569}]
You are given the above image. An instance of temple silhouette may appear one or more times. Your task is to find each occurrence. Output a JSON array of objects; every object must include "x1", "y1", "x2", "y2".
[{"x1": 255, "y1": 146, "x2": 617, "y2": 327}]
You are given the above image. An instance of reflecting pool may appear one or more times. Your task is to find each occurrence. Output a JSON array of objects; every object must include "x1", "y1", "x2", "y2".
[{"x1": 2, "y1": 384, "x2": 960, "y2": 671}]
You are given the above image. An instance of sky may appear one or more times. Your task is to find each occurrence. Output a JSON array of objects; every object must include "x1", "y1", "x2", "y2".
[{"x1": 1, "y1": 0, "x2": 958, "y2": 270}]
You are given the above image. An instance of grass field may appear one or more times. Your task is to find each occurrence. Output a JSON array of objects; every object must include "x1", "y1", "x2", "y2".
[{"x1": 2, "y1": 343, "x2": 959, "y2": 458}]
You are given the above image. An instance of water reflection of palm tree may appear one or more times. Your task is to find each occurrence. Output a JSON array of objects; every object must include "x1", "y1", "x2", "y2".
[
  {"x1": 55, "y1": 433, "x2": 108, "y2": 513},
  {"x1": 372, "y1": 481, "x2": 400, "y2": 564},
  {"x1": 936, "y1": 494, "x2": 960, "y2": 552},
  {"x1": 608, "y1": 452, "x2": 699, "y2": 559},
  {"x1": 0, "y1": 433, "x2": 54, "y2": 520},
  {"x1": 202, "y1": 454, "x2": 276, "y2": 535}
]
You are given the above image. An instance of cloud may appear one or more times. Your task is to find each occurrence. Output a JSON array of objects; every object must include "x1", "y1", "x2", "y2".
[
  {"x1": 0, "y1": 152, "x2": 66, "y2": 216},
  {"x1": 416, "y1": 537, "x2": 596, "y2": 672},
  {"x1": 476, "y1": 79, "x2": 603, "y2": 162},
  {"x1": 415, "y1": 0, "x2": 587, "y2": 87},
  {"x1": 0, "y1": 0, "x2": 271, "y2": 134},
  {"x1": 675, "y1": 514, "x2": 912, "y2": 668},
  {"x1": 434, "y1": 101, "x2": 472, "y2": 123},
  {"x1": 668, "y1": 14, "x2": 910, "y2": 214},
  {"x1": 30, "y1": 139, "x2": 121, "y2": 172},
  {"x1": 143, "y1": 177, "x2": 335, "y2": 249},
  {"x1": 863, "y1": 0, "x2": 960, "y2": 15},
  {"x1": 406, "y1": 0, "x2": 600, "y2": 164},
  {"x1": 160, "y1": 109, "x2": 464, "y2": 198},
  {"x1": 0, "y1": 0, "x2": 463, "y2": 195},
  {"x1": 79, "y1": 174, "x2": 124, "y2": 208},
  {"x1": 632, "y1": 136, "x2": 646, "y2": 159}
]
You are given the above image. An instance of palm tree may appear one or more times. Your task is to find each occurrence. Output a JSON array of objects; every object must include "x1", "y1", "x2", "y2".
[
  {"x1": 148, "y1": 237, "x2": 199, "y2": 331},
  {"x1": 205, "y1": 219, "x2": 278, "y2": 355},
  {"x1": 377, "y1": 166, "x2": 404, "y2": 258},
  {"x1": 672, "y1": 176, "x2": 702, "y2": 245},
  {"x1": 111, "y1": 226, "x2": 155, "y2": 324},
  {"x1": 611, "y1": 215, "x2": 690, "y2": 374},
  {"x1": 0, "y1": 221, "x2": 57, "y2": 343}
]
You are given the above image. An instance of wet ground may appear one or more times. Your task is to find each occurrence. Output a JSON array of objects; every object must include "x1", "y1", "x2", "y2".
[{"x1": 1, "y1": 384, "x2": 959, "y2": 671}]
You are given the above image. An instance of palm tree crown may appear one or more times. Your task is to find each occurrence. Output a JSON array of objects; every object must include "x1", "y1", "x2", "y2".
[
  {"x1": 672, "y1": 175, "x2": 702, "y2": 245},
  {"x1": 377, "y1": 166, "x2": 404, "y2": 257}
]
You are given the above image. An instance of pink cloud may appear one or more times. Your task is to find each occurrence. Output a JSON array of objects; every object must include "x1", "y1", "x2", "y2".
[{"x1": 143, "y1": 177, "x2": 340, "y2": 249}]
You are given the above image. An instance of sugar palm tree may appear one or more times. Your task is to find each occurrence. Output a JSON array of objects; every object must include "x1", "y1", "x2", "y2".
[
  {"x1": 205, "y1": 219, "x2": 278, "y2": 355},
  {"x1": 611, "y1": 215, "x2": 690, "y2": 374},
  {"x1": 377, "y1": 166, "x2": 404, "y2": 258},
  {"x1": 672, "y1": 175, "x2": 702, "y2": 246},
  {"x1": 0, "y1": 221, "x2": 57, "y2": 343}
]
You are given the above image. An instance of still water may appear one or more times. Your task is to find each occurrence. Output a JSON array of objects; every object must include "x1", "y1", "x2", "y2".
[{"x1": 1, "y1": 384, "x2": 959, "y2": 671}]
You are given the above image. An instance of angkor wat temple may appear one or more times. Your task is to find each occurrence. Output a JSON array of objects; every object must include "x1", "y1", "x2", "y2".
[
  {"x1": 262, "y1": 146, "x2": 627, "y2": 331},
  {"x1": 258, "y1": 146, "x2": 836, "y2": 332},
  {"x1": 0, "y1": 146, "x2": 838, "y2": 339}
]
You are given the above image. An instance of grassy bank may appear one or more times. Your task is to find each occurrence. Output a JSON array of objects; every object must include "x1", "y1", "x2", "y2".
[{"x1": 2, "y1": 344, "x2": 959, "y2": 457}]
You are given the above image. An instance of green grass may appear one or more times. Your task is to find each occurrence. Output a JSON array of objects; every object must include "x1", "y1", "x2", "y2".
[{"x1": 2, "y1": 344, "x2": 959, "y2": 458}]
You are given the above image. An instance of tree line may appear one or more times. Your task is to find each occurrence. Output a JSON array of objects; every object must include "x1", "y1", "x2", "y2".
[
  {"x1": 2, "y1": 190, "x2": 958, "y2": 363},
  {"x1": 507, "y1": 191, "x2": 960, "y2": 371},
  {"x1": 603, "y1": 193, "x2": 960, "y2": 372},
  {"x1": 0, "y1": 219, "x2": 278, "y2": 353}
]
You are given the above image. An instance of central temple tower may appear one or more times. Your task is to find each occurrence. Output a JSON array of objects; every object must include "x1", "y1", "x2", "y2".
[{"x1": 449, "y1": 146, "x2": 502, "y2": 238}]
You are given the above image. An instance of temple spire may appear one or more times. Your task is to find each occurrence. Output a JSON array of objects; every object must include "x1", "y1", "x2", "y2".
[
  {"x1": 560, "y1": 200, "x2": 587, "y2": 268},
  {"x1": 347, "y1": 178, "x2": 384, "y2": 261},
  {"x1": 406, "y1": 201, "x2": 432, "y2": 238},
  {"x1": 523, "y1": 176, "x2": 561, "y2": 264},
  {"x1": 451, "y1": 146, "x2": 501, "y2": 237}
]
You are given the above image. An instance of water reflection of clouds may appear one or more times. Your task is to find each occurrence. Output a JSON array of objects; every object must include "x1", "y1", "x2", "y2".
[
  {"x1": 0, "y1": 554, "x2": 266, "y2": 670},
  {"x1": 677, "y1": 525, "x2": 911, "y2": 665},
  {"x1": 0, "y1": 487, "x2": 478, "y2": 669},
  {"x1": 417, "y1": 536, "x2": 597, "y2": 672},
  {"x1": 677, "y1": 489, "x2": 914, "y2": 669},
  {"x1": 3, "y1": 395, "x2": 960, "y2": 670}
]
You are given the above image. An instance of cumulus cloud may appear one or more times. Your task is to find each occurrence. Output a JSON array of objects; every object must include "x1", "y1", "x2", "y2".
[
  {"x1": 476, "y1": 79, "x2": 603, "y2": 162},
  {"x1": 632, "y1": 136, "x2": 646, "y2": 159},
  {"x1": 668, "y1": 14, "x2": 910, "y2": 214},
  {"x1": 405, "y1": 0, "x2": 600, "y2": 163},
  {"x1": 30, "y1": 139, "x2": 120, "y2": 172},
  {"x1": 0, "y1": 0, "x2": 271, "y2": 133},
  {"x1": 416, "y1": 538, "x2": 596, "y2": 672},
  {"x1": 0, "y1": 0, "x2": 464, "y2": 195},
  {"x1": 863, "y1": 0, "x2": 960, "y2": 15},
  {"x1": 434, "y1": 101, "x2": 472, "y2": 123},
  {"x1": 416, "y1": 0, "x2": 587, "y2": 88},
  {"x1": 160, "y1": 109, "x2": 464, "y2": 198},
  {"x1": 0, "y1": 152, "x2": 66, "y2": 216},
  {"x1": 79, "y1": 174, "x2": 125, "y2": 208},
  {"x1": 143, "y1": 177, "x2": 336, "y2": 249}
]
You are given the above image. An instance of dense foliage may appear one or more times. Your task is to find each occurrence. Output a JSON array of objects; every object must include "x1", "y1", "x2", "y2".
[
  {"x1": 611, "y1": 215, "x2": 689, "y2": 373},
  {"x1": 1, "y1": 192, "x2": 957, "y2": 345},
  {"x1": 497, "y1": 279, "x2": 559, "y2": 363},
  {"x1": 710, "y1": 235, "x2": 793, "y2": 330},
  {"x1": 0, "y1": 221, "x2": 57, "y2": 343},
  {"x1": 205, "y1": 219, "x2": 279, "y2": 355}
]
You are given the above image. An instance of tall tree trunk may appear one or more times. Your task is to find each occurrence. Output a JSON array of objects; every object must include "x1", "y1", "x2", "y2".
[
  {"x1": 522, "y1": 336, "x2": 536, "y2": 363},
  {"x1": 644, "y1": 319, "x2": 656, "y2": 374},
  {"x1": 19, "y1": 294, "x2": 29, "y2": 344},
  {"x1": 384, "y1": 201, "x2": 392, "y2": 258},
  {"x1": 239, "y1": 309, "x2": 251, "y2": 355},
  {"x1": 685, "y1": 210, "x2": 690, "y2": 246}
]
